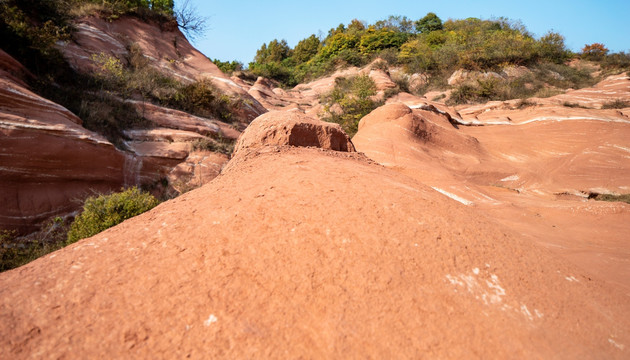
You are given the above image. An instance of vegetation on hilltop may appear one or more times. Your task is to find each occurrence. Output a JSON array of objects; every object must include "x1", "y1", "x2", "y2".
[{"x1": 244, "y1": 13, "x2": 630, "y2": 102}]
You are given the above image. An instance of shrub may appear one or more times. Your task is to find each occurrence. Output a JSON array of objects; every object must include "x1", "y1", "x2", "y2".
[
  {"x1": 515, "y1": 99, "x2": 536, "y2": 109},
  {"x1": 537, "y1": 32, "x2": 571, "y2": 63},
  {"x1": 321, "y1": 75, "x2": 382, "y2": 136},
  {"x1": 189, "y1": 136, "x2": 235, "y2": 156},
  {"x1": 370, "y1": 59, "x2": 389, "y2": 71},
  {"x1": 590, "y1": 193, "x2": 630, "y2": 204},
  {"x1": 562, "y1": 102, "x2": 590, "y2": 108},
  {"x1": 1, "y1": 217, "x2": 71, "y2": 272},
  {"x1": 535, "y1": 62, "x2": 596, "y2": 89},
  {"x1": 601, "y1": 99, "x2": 630, "y2": 109},
  {"x1": 249, "y1": 61, "x2": 296, "y2": 86},
  {"x1": 581, "y1": 43, "x2": 608, "y2": 61},
  {"x1": 166, "y1": 79, "x2": 234, "y2": 121},
  {"x1": 600, "y1": 52, "x2": 630, "y2": 72},
  {"x1": 67, "y1": 187, "x2": 159, "y2": 243},
  {"x1": 448, "y1": 83, "x2": 478, "y2": 104},
  {"x1": 398, "y1": 39, "x2": 438, "y2": 73},
  {"x1": 391, "y1": 72, "x2": 410, "y2": 93},
  {"x1": 212, "y1": 59, "x2": 243, "y2": 75}
]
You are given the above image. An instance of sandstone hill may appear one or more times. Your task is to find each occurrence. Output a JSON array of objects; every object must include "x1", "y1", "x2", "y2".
[
  {"x1": 1, "y1": 107, "x2": 629, "y2": 358},
  {"x1": 1, "y1": 7, "x2": 630, "y2": 359}
]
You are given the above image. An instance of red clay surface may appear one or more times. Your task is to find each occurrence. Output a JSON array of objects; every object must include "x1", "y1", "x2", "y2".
[{"x1": 1, "y1": 109, "x2": 629, "y2": 358}]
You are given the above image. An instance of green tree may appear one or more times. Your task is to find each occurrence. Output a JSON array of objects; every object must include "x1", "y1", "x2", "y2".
[
  {"x1": 319, "y1": 32, "x2": 361, "y2": 59},
  {"x1": 374, "y1": 15, "x2": 414, "y2": 33},
  {"x1": 359, "y1": 27, "x2": 408, "y2": 55},
  {"x1": 415, "y1": 12, "x2": 443, "y2": 33},
  {"x1": 253, "y1": 39, "x2": 292, "y2": 64},
  {"x1": 293, "y1": 34, "x2": 321, "y2": 64},
  {"x1": 537, "y1": 32, "x2": 570, "y2": 63}
]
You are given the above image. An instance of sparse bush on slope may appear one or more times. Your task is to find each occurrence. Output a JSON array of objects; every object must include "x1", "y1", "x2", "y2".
[
  {"x1": 67, "y1": 187, "x2": 159, "y2": 244},
  {"x1": 1, "y1": 188, "x2": 159, "y2": 271},
  {"x1": 321, "y1": 75, "x2": 382, "y2": 136},
  {"x1": 0, "y1": 216, "x2": 70, "y2": 272}
]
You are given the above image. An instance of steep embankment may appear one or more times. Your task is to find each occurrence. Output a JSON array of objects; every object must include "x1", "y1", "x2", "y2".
[
  {"x1": 0, "y1": 15, "x2": 267, "y2": 233},
  {"x1": 62, "y1": 16, "x2": 266, "y2": 121},
  {"x1": 0, "y1": 49, "x2": 128, "y2": 231},
  {"x1": 1, "y1": 112, "x2": 628, "y2": 358}
]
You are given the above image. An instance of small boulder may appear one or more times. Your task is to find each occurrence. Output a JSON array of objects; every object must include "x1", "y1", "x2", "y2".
[{"x1": 232, "y1": 111, "x2": 355, "y2": 157}]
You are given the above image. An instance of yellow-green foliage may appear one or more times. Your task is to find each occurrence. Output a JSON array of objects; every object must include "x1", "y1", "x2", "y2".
[
  {"x1": 248, "y1": 13, "x2": 586, "y2": 88},
  {"x1": 67, "y1": 187, "x2": 159, "y2": 243},
  {"x1": 322, "y1": 75, "x2": 381, "y2": 136},
  {"x1": 0, "y1": 217, "x2": 71, "y2": 272},
  {"x1": 591, "y1": 193, "x2": 630, "y2": 204}
]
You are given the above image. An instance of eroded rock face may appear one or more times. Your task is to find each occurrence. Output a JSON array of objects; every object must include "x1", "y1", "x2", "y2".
[
  {"x1": 232, "y1": 111, "x2": 355, "y2": 158},
  {"x1": 0, "y1": 48, "x2": 236, "y2": 232},
  {"x1": 0, "y1": 52, "x2": 128, "y2": 232},
  {"x1": 167, "y1": 151, "x2": 228, "y2": 193},
  {"x1": 60, "y1": 16, "x2": 266, "y2": 122}
]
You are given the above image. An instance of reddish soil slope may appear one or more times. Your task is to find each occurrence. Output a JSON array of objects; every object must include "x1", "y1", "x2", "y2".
[
  {"x1": 1, "y1": 113, "x2": 628, "y2": 358},
  {"x1": 353, "y1": 75, "x2": 630, "y2": 298}
]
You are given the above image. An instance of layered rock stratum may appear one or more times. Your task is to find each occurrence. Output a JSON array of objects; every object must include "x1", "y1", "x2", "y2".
[{"x1": 0, "y1": 16, "x2": 266, "y2": 233}]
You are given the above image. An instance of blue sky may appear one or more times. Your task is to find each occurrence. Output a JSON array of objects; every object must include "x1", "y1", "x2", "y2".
[{"x1": 183, "y1": 0, "x2": 628, "y2": 65}]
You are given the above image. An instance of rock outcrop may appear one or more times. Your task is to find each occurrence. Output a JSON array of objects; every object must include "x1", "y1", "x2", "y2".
[
  {"x1": 352, "y1": 78, "x2": 630, "y2": 298},
  {"x1": 0, "y1": 51, "x2": 128, "y2": 232},
  {"x1": 60, "y1": 16, "x2": 266, "y2": 122},
  {"x1": 0, "y1": 15, "x2": 264, "y2": 233},
  {"x1": 232, "y1": 111, "x2": 355, "y2": 158}
]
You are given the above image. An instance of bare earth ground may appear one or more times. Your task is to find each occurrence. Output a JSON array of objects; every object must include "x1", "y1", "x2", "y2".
[
  {"x1": 0, "y1": 144, "x2": 628, "y2": 358},
  {"x1": 1, "y1": 101, "x2": 629, "y2": 357}
]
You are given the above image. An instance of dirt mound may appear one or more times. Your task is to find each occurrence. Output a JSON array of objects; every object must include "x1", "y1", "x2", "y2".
[
  {"x1": 352, "y1": 81, "x2": 630, "y2": 299},
  {"x1": 353, "y1": 103, "x2": 493, "y2": 185},
  {"x1": 232, "y1": 111, "x2": 355, "y2": 158},
  {"x1": 1, "y1": 144, "x2": 628, "y2": 358}
]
